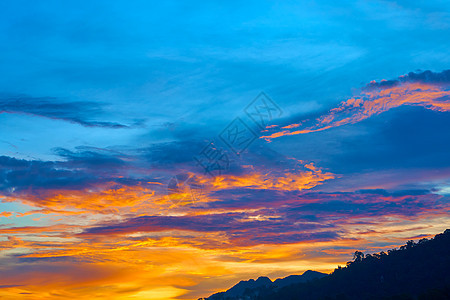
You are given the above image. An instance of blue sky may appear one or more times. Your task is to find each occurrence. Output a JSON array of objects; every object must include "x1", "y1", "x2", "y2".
[
  {"x1": 2, "y1": 0, "x2": 450, "y2": 162},
  {"x1": 1, "y1": 1, "x2": 450, "y2": 299}
]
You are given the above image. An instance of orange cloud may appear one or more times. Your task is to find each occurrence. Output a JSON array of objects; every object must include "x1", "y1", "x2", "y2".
[
  {"x1": 0, "y1": 194, "x2": 448, "y2": 299},
  {"x1": 206, "y1": 162, "x2": 335, "y2": 192},
  {"x1": 0, "y1": 211, "x2": 13, "y2": 218},
  {"x1": 262, "y1": 82, "x2": 450, "y2": 140},
  {"x1": 2, "y1": 182, "x2": 155, "y2": 214}
]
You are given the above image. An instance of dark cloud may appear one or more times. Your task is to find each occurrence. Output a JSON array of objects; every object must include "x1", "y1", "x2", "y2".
[
  {"x1": 273, "y1": 105, "x2": 450, "y2": 180},
  {"x1": 0, "y1": 147, "x2": 147, "y2": 201},
  {"x1": 53, "y1": 147, "x2": 128, "y2": 170},
  {"x1": 80, "y1": 212, "x2": 334, "y2": 246},
  {"x1": 247, "y1": 231, "x2": 339, "y2": 244},
  {"x1": 78, "y1": 188, "x2": 447, "y2": 247},
  {"x1": 0, "y1": 155, "x2": 97, "y2": 198},
  {"x1": 356, "y1": 188, "x2": 431, "y2": 197},
  {"x1": 142, "y1": 139, "x2": 207, "y2": 167},
  {"x1": 0, "y1": 94, "x2": 131, "y2": 128},
  {"x1": 364, "y1": 69, "x2": 450, "y2": 90},
  {"x1": 208, "y1": 188, "x2": 444, "y2": 218},
  {"x1": 328, "y1": 106, "x2": 450, "y2": 173}
]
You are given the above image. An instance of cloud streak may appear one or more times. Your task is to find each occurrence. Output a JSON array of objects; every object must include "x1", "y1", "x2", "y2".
[
  {"x1": 0, "y1": 95, "x2": 133, "y2": 128},
  {"x1": 262, "y1": 70, "x2": 450, "y2": 140}
]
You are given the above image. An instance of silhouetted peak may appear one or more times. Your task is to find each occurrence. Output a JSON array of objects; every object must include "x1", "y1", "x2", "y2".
[
  {"x1": 256, "y1": 276, "x2": 271, "y2": 284},
  {"x1": 302, "y1": 270, "x2": 325, "y2": 277},
  {"x1": 273, "y1": 270, "x2": 327, "y2": 289}
]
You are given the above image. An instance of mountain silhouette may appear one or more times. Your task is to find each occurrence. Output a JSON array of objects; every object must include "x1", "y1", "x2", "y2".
[
  {"x1": 201, "y1": 229, "x2": 450, "y2": 300},
  {"x1": 207, "y1": 276, "x2": 271, "y2": 299},
  {"x1": 273, "y1": 270, "x2": 328, "y2": 289},
  {"x1": 202, "y1": 270, "x2": 327, "y2": 300}
]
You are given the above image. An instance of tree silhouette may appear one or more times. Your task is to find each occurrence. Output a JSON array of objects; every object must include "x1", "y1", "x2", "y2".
[
  {"x1": 353, "y1": 250, "x2": 365, "y2": 263},
  {"x1": 251, "y1": 229, "x2": 450, "y2": 300}
]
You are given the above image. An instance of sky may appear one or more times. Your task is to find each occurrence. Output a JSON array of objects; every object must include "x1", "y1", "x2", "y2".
[{"x1": 0, "y1": 1, "x2": 450, "y2": 299}]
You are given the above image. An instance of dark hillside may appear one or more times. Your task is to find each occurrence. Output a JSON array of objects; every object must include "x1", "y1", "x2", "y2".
[
  {"x1": 202, "y1": 229, "x2": 450, "y2": 300},
  {"x1": 258, "y1": 229, "x2": 450, "y2": 300}
]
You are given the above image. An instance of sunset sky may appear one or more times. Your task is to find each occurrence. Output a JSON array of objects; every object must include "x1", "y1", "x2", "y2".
[{"x1": 1, "y1": 1, "x2": 450, "y2": 299}]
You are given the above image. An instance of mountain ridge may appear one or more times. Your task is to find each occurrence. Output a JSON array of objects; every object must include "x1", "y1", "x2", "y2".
[
  {"x1": 201, "y1": 229, "x2": 450, "y2": 300},
  {"x1": 202, "y1": 270, "x2": 327, "y2": 300}
]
